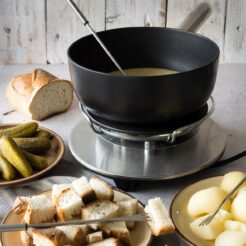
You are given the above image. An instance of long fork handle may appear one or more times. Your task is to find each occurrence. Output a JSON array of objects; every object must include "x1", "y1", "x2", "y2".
[
  {"x1": 66, "y1": 0, "x2": 126, "y2": 76},
  {"x1": 217, "y1": 176, "x2": 246, "y2": 212}
]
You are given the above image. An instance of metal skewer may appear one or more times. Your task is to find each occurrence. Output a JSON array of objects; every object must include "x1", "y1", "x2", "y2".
[{"x1": 67, "y1": 0, "x2": 126, "y2": 76}]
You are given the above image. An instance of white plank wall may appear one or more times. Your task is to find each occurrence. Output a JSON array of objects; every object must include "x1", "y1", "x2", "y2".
[
  {"x1": 0, "y1": 0, "x2": 46, "y2": 64},
  {"x1": 224, "y1": 0, "x2": 246, "y2": 63},
  {"x1": 166, "y1": 0, "x2": 226, "y2": 62},
  {"x1": 47, "y1": 0, "x2": 105, "y2": 64},
  {"x1": 105, "y1": 0, "x2": 166, "y2": 29},
  {"x1": 0, "y1": 0, "x2": 246, "y2": 64}
]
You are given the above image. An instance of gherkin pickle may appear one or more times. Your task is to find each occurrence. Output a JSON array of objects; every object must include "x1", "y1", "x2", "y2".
[
  {"x1": 0, "y1": 122, "x2": 38, "y2": 138},
  {"x1": 0, "y1": 136, "x2": 32, "y2": 178},
  {"x1": 0, "y1": 155, "x2": 16, "y2": 180},
  {"x1": 13, "y1": 137, "x2": 51, "y2": 154},
  {"x1": 22, "y1": 150, "x2": 48, "y2": 170}
]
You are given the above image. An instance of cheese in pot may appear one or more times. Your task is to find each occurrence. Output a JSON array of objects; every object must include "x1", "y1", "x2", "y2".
[{"x1": 111, "y1": 67, "x2": 177, "y2": 76}]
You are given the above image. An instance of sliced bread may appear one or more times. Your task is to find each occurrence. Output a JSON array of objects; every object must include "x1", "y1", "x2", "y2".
[
  {"x1": 72, "y1": 176, "x2": 97, "y2": 204},
  {"x1": 89, "y1": 176, "x2": 114, "y2": 201},
  {"x1": 56, "y1": 225, "x2": 86, "y2": 246},
  {"x1": 99, "y1": 222, "x2": 131, "y2": 246},
  {"x1": 144, "y1": 197, "x2": 175, "y2": 236},
  {"x1": 23, "y1": 194, "x2": 55, "y2": 224},
  {"x1": 117, "y1": 198, "x2": 138, "y2": 230},
  {"x1": 86, "y1": 238, "x2": 120, "y2": 246},
  {"x1": 6, "y1": 68, "x2": 74, "y2": 121},
  {"x1": 32, "y1": 228, "x2": 67, "y2": 246},
  {"x1": 56, "y1": 189, "x2": 83, "y2": 221},
  {"x1": 86, "y1": 231, "x2": 103, "y2": 244}
]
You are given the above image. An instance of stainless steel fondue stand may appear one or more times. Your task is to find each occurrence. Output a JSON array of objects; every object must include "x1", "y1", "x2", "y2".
[{"x1": 69, "y1": 97, "x2": 226, "y2": 189}]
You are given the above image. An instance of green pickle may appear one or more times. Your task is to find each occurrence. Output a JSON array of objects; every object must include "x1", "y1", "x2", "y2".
[
  {"x1": 13, "y1": 137, "x2": 51, "y2": 154},
  {"x1": 0, "y1": 136, "x2": 33, "y2": 178},
  {"x1": 36, "y1": 129, "x2": 52, "y2": 139},
  {"x1": 0, "y1": 155, "x2": 16, "y2": 180},
  {"x1": 22, "y1": 150, "x2": 48, "y2": 170},
  {"x1": 0, "y1": 122, "x2": 38, "y2": 138}
]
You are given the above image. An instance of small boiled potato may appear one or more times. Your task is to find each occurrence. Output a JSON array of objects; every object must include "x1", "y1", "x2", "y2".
[
  {"x1": 224, "y1": 220, "x2": 246, "y2": 233},
  {"x1": 220, "y1": 171, "x2": 246, "y2": 197},
  {"x1": 216, "y1": 209, "x2": 232, "y2": 222},
  {"x1": 187, "y1": 187, "x2": 231, "y2": 217},
  {"x1": 190, "y1": 215, "x2": 224, "y2": 240},
  {"x1": 232, "y1": 192, "x2": 246, "y2": 223},
  {"x1": 239, "y1": 187, "x2": 246, "y2": 195},
  {"x1": 215, "y1": 230, "x2": 246, "y2": 246},
  {"x1": 190, "y1": 209, "x2": 232, "y2": 240}
]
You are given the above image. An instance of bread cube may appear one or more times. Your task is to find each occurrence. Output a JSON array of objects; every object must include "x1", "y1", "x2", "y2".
[
  {"x1": 117, "y1": 198, "x2": 138, "y2": 229},
  {"x1": 86, "y1": 238, "x2": 120, "y2": 246},
  {"x1": 86, "y1": 231, "x2": 103, "y2": 244},
  {"x1": 72, "y1": 176, "x2": 97, "y2": 204},
  {"x1": 32, "y1": 228, "x2": 67, "y2": 246},
  {"x1": 56, "y1": 189, "x2": 83, "y2": 221},
  {"x1": 99, "y1": 222, "x2": 131, "y2": 246},
  {"x1": 89, "y1": 176, "x2": 114, "y2": 201},
  {"x1": 23, "y1": 194, "x2": 55, "y2": 224},
  {"x1": 144, "y1": 197, "x2": 175, "y2": 236},
  {"x1": 51, "y1": 184, "x2": 72, "y2": 205},
  {"x1": 56, "y1": 225, "x2": 86, "y2": 246}
]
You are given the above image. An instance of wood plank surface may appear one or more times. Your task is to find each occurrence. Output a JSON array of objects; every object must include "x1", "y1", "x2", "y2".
[
  {"x1": 46, "y1": 0, "x2": 105, "y2": 64},
  {"x1": 224, "y1": 0, "x2": 246, "y2": 63},
  {"x1": 1, "y1": 0, "x2": 246, "y2": 64},
  {"x1": 0, "y1": 0, "x2": 46, "y2": 64},
  {"x1": 166, "y1": 0, "x2": 227, "y2": 62},
  {"x1": 105, "y1": 0, "x2": 167, "y2": 29}
]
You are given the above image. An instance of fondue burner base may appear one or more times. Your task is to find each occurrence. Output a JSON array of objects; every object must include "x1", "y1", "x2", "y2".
[{"x1": 69, "y1": 118, "x2": 226, "y2": 185}]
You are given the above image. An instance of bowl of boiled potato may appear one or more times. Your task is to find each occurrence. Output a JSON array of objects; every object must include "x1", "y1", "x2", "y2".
[{"x1": 170, "y1": 171, "x2": 246, "y2": 246}]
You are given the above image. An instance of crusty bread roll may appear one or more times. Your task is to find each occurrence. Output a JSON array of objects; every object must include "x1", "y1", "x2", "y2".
[{"x1": 6, "y1": 68, "x2": 73, "y2": 120}]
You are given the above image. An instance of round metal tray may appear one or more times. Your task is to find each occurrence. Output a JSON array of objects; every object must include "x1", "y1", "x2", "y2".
[{"x1": 69, "y1": 118, "x2": 226, "y2": 180}]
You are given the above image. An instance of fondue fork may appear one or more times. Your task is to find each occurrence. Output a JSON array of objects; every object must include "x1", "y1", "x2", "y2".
[
  {"x1": 67, "y1": 0, "x2": 126, "y2": 76},
  {"x1": 0, "y1": 213, "x2": 151, "y2": 232},
  {"x1": 199, "y1": 176, "x2": 246, "y2": 226}
]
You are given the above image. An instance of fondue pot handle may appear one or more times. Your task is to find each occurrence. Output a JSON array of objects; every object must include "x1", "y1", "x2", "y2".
[{"x1": 178, "y1": 2, "x2": 212, "y2": 32}]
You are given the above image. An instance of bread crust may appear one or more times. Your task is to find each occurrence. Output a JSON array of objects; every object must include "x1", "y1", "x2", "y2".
[
  {"x1": 6, "y1": 68, "x2": 73, "y2": 121},
  {"x1": 56, "y1": 189, "x2": 82, "y2": 221},
  {"x1": 32, "y1": 228, "x2": 67, "y2": 246},
  {"x1": 89, "y1": 176, "x2": 114, "y2": 201},
  {"x1": 20, "y1": 229, "x2": 34, "y2": 246},
  {"x1": 87, "y1": 238, "x2": 120, "y2": 246},
  {"x1": 81, "y1": 188, "x2": 97, "y2": 204},
  {"x1": 12, "y1": 196, "x2": 29, "y2": 215}
]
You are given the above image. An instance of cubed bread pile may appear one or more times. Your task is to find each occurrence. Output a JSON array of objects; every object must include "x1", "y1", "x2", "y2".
[
  {"x1": 187, "y1": 171, "x2": 246, "y2": 246},
  {"x1": 12, "y1": 176, "x2": 175, "y2": 246}
]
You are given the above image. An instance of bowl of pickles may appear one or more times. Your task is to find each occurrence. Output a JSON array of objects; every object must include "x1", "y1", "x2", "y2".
[{"x1": 0, "y1": 122, "x2": 64, "y2": 186}]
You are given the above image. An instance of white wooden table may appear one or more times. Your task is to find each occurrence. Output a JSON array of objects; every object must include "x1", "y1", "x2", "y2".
[{"x1": 0, "y1": 64, "x2": 246, "y2": 245}]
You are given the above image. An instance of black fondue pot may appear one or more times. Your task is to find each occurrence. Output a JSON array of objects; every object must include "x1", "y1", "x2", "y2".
[{"x1": 68, "y1": 3, "x2": 219, "y2": 125}]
